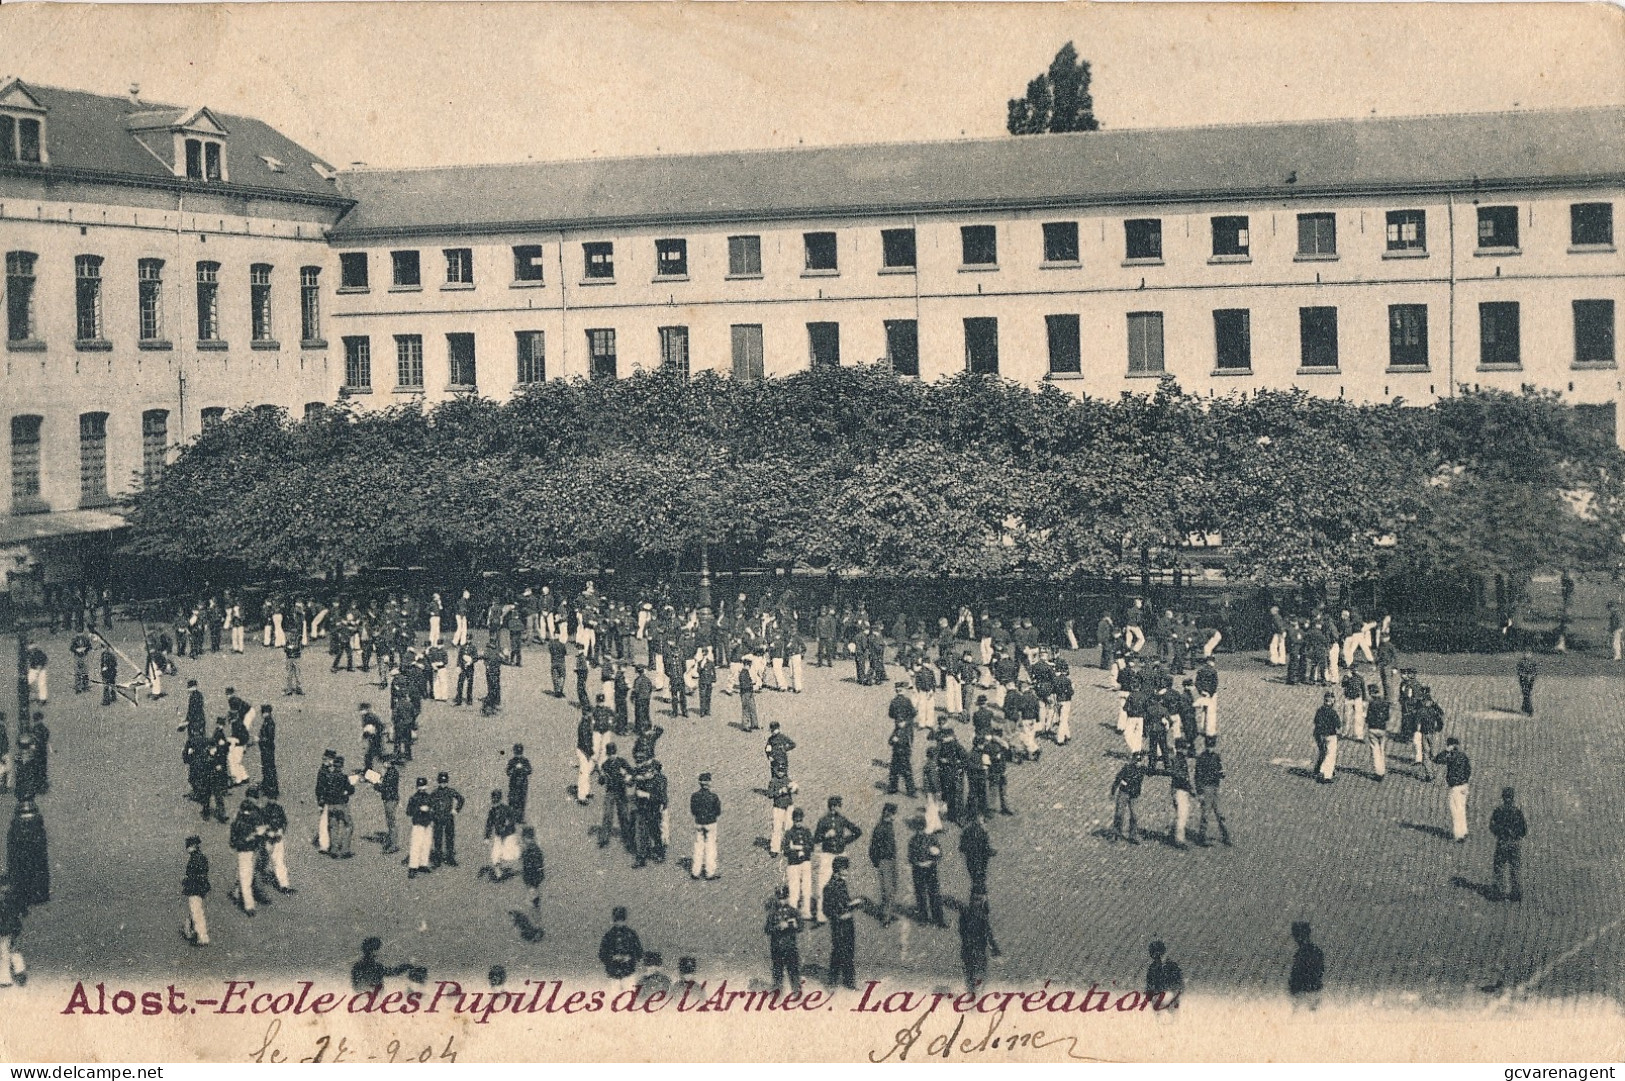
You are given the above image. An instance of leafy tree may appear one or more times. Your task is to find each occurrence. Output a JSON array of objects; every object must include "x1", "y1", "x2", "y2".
[{"x1": 1006, "y1": 42, "x2": 1100, "y2": 136}]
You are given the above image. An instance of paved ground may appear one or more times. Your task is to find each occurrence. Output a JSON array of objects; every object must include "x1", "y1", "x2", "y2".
[{"x1": 3, "y1": 622, "x2": 1622, "y2": 1004}]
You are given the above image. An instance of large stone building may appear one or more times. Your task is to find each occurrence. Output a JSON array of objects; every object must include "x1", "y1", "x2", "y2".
[
  {"x1": 2, "y1": 75, "x2": 1622, "y2": 612},
  {"x1": 0, "y1": 78, "x2": 350, "y2": 613},
  {"x1": 327, "y1": 106, "x2": 1622, "y2": 430}
]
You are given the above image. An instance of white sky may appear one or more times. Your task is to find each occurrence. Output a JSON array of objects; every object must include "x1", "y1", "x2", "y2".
[{"x1": 0, "y1": 3, "x2": 1620, "y2": 170}]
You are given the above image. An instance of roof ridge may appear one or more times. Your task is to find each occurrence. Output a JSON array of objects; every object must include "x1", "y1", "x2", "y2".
[{"x1": 339, "y1": 103, "x2": 1625, "y2": 177}]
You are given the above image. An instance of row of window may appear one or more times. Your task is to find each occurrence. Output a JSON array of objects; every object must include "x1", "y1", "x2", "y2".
[
  {"x1": 6, "y1": 403, "x2": 338, "y2": 513},
  {"x1": 7, "y1": 409, "x2": 167, "y2": 512},
  {"x1": 335, "y1": 203, "x2": 1617, "y2": 291},
  {"x1": 337, "y1": 298, "x2": 1616, "y2": 391},
  {"x1": 4, "y1": 253, "x2": 324, "y2": 347}
]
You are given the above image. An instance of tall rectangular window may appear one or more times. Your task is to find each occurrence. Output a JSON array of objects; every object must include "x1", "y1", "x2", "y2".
[
  {"x1": 1386, "y1": 210, "x2": 1426, "y2": 252},
  {"x1": 1478, "y1": 206, "x2": 1520, "y2": 249},
  {"x1": 728, "y1": 236, "x2": 762, "y2": 277},
  {"x1": 1127, "y1": 311, "x2": 1165, "y2": 373},
  {"x1": 250, "y1": 263, "x2": 273, "y2": 342},
  {"x1": 961, "y1": 225, "x2": 998, "y2": 267},
  {"x1": 583, "y1": 242, "x2": 615, "y2": 280},
  {"x1": 391, "y1": 250, "x2": 421, "y2": 288},
  {"x1": 201, "y1": 407, "x2": 225, "y2": 432},
  {"x1": 1125, "y1": 219, "x2": 1162, "y2": 261},
  {"x1": 881, "y1": 229, "x2": 916, "y2": 270},
  {"x1": 885, "y1": 319, "x2": 919, "y2": 377},
  {"x1": 964, "y1": 317, "x2": 999, "y2": 375},
  {"x1": 395, "y1": 335, "x2": 424, "y2": 389},
  {"x1": 1297, "y1": 213, "x2": 1337, "y2": 257},
  {"x1": 5, "y1": 252, "x2": 37, "y2": 342},
  {"x1": 141, "y1": 409, "x2": 168, "y2": 486},
  {"x1": 517, "y1": 330, "x2": 546, "y2": 384},
  {"x1": 447, "y1": 332, "x2": 477, "y2": 388},
  {"x1": 1479, "y1": 302, "x2": 1521, "y2": 367},
  {"x1": 185, "y1": 139, "x2": 203, "y2": 180},
  {"x1": 658, "y1": 326, "x2": 688, "y2": 379},
  {"x1": 204, "y1": 142, "x2": 222, "y2": 182},
  {"x1": 808, "y1": 322, "x2": 841, "y2": 368},
  {"x1": 444, "y1": 248, "x2": 474, "y2": 286},
  {"x1": 587, "y1": 328, "x2": 617, "y2": 381},
  {"x1": 196, "y1": 261, "x2": 221, "y2": 341},
  {"x1": 78, "y1": 412, "x2": 108, "y2": 506},
  {"x1": 1299, "y1": 307, "x2": 1339, "y2": 369},
  {"x1": 17, "y1": 119, "x2": 40, "y2": 163},
  {"x1": 1572, "y1": 203, "x2": 1614, "y2": 247},
  {"x1": 1389, "y1": 304, "x2": 1429, "y2": 368},
  {"x1": 803, "y1": 232, "x2": 837, "y2": 272},
  {"x1": 0, "y1": 116, "x2": 11, "y2": 162},
  {"x1": 1211, "y1": 216, "x2": 1250, "y2": 257},
  {"x1": 300, "y1": 266, "x2": 321, "y2": 342},
  {"x1": 1046, "y1": 314, "x2": 1081, "y2": 374},
  {"x1": 343, "y1": 335, "x2": 371, "y2": 389},
  {"x1": 1043, "y1": 222, "x2": 1080, "y2": 264},
  {"x1": 513, "y1": 244, "x2": 545, "y2": 283},
  {"x1": 1213, "y1": 309, "x2": 1252, "y2": 371},
  {"x1": 731, "y1": 324, "x2": 764, "y2": 381},
  {"x1": 9, "y1": 415, "x2": 42, "y2": 512},
  {"x1": 75, "y1": 255, "x2": 104, "y2": 341},
  {"x1": 1575, "y1": 300, "x2": 1617, "y2": 365},
  {"x1": 655, "y1": 239, "x2": 688, "y2": 278},
  {"x1": 138, "y1": 258, "x2": 165, "y2": 342},
  {"x1": 339, "y1": 252, "x2": 369, "y2": 290}
]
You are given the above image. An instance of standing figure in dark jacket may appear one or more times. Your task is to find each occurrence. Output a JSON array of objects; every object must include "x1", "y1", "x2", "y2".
[
  {"x1": 1288, "y1": 921, "x2": 1324, "y2": 1007},
  {"x1": 598, "y1": 906, "x2": 643, "y2": 989},
  {"x1": 959, "y1": 815, "x2": 996, "y2": 892},
  {"x1": 7, "y1": 797, "x2": 49, "y2": 909},
  {"x1": 1516, "y1": 652, "x2": 1538, "y2": 716},
  {"x1": 1489, "y1": 786, "x2": 1528, "y2": 902},
  {"x1": 506, "y1": 744, "x2": 532, "y2": 821},
  {"x1": 430, "y1": 772, "x2": 465, "y2": 867},
  {"x1": 957, "y1": 888, "x2": 1000, "y2": 993},
  {"x1": 181, "y1": 835, "x2": 211, "y2": 946},
  {"x1": 257, "y1": 705, "x2": 280, "y2": 799}
]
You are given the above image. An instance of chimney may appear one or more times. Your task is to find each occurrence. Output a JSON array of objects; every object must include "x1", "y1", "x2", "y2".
[{"x1": 128, "y1": 83, "x2": 142, "y2": 104}]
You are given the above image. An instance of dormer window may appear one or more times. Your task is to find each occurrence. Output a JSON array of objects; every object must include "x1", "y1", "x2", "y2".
[
  {"x1": 0, "y1": 78, "x2": 48, "y2": 164},
  {"x1": 185, "y1": 138, "x2": 224, "y2": 181},
  {"x1": 0, "y1": 116, "x2": 43, "y2": 163}
]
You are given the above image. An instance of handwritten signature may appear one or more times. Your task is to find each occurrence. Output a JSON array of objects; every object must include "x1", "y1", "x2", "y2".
[
  {"x1": 248, "y1": 1019, "x2": 460, "y2": 1063},
  {"x1": 869, "y1": 1007, "x2": 1112, "y2": 1063}
]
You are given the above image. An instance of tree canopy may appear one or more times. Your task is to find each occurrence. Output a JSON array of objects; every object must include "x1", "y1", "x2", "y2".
[
  {"x1": 120, "y1": 368, "x2": 1625, "y2": 600},
  {"x1": 1007, "y1": 42, "x2": 1100, "y2": 136}
]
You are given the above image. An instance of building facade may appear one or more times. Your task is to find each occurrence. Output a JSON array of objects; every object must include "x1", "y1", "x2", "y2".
[
  {"x1": 325, "y1": 107, "x2": 1623, "y2": 443},
  {"x1": 0, "y1": 78, "x2": 350, "y2": 612},
  {"x1": 2, "y1": 77, "x2": 1622, "y2": 610}
]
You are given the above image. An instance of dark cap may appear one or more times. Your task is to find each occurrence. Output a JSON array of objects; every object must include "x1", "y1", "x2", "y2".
[
  {"x1": 437, "y1": 771, "x2": 450, "y2": 782},
  {"x1": 882, "y1": 802, "x2": 897, "y2": 813},
  {"x1": 416, "y1": 777, "x2": 429, "y2": 787},
  {"x1": 832, "y1": 856, "x2": 850, "y2": 871},
  {"x1": 185, "y1": 835, "x2": 202, "y2": 847},
  {"x1": 698, "y1": 772, "x2": 712, "y2": 783},
  {"x1": 828, "y1": 795, "x2": 842, "y2": 806}
]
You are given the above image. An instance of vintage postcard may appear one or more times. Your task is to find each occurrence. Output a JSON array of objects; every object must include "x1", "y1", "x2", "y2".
[{"x1": 0, "y1": 0, "x2": 1622, "y2": 1064}]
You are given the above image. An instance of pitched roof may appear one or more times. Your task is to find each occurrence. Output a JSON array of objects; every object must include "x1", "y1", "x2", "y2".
[
  {"x1": 331, "y1": 106, "x2": 1625, "y2": 240},
  {"x1": 0, "y1": 79, "x2": 348, "y2": 204}
]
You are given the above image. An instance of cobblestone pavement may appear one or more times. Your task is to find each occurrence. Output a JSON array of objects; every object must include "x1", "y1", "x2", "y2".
[{"x1": 4, "y1": 624, "x2": 1621, "y2": 1003}]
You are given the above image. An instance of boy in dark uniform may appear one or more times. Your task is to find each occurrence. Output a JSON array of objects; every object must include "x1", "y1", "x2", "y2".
[
  {"x1": 506, "y1": 744, "x2": 532, "y2": 821},
  {"x1": 765, "y1": 885, "x2": 803, "y2": 993},
  {"x1": 906, "y1": 819, "x2": 944, "y2": 926},
  {"x1": 822, "y1": 858, "x2": 861, "y2": 991},
  {"x1": 181, "y1": 836, "x2": 211, "y2": 946},
  {"x1": 429, "y1": 772, "x2": 465, "y2": 867}
]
